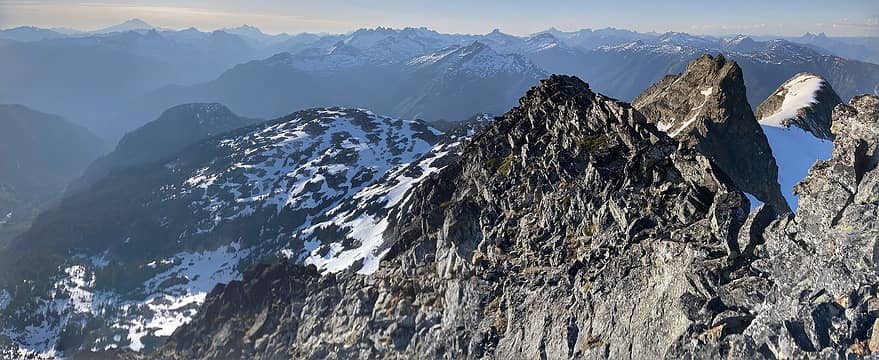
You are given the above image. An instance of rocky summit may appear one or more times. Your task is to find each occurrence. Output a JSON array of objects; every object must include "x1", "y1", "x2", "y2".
[
  {"x1": 153, "y1": 75, "x2": 772, "y2": 359},
  {"x1": 633, "y1": 54, "x2": 790, "y2": 214}
]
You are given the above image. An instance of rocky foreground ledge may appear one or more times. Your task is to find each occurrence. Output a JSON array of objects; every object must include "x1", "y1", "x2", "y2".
[{"x1": 130, "y1": 75, "x2": 879, "y2": 360}]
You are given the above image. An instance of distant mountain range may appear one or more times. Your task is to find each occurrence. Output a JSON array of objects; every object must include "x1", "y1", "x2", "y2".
[
  {"x1": 1, "y1": 20, "x2": 877, "y2": 144},
  {"x1": 125, "y1": 41, "x2": 545, "y2": 131}
]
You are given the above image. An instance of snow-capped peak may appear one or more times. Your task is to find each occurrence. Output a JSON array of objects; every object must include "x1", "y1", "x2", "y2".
[
  {"x1": 406, "y1": 41, "x2": 544, "y2": 79},
  {"x1": 758, "y1": 73, "x2": 826, "y2": 128}
]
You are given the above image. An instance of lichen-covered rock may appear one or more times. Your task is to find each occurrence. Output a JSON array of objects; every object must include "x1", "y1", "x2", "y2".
[{"x1": 633, "y1": 54, "x2": 790, "y2": 214}]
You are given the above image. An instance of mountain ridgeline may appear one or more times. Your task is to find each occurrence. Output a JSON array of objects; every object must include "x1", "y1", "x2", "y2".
[
  {"x1": 2, "y1": 23, "x2": 878, "y2": 142},
  {"x1": 71, "y1": 103, "x2": 260, "y2": 192},
  {"x1": 127, "y1": 41, "x2": 546, "y2": 132}
]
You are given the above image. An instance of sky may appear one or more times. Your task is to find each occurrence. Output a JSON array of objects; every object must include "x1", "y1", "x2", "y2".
[{"x1": 0, "y1": 0, "x2": 877, "y2": 37}]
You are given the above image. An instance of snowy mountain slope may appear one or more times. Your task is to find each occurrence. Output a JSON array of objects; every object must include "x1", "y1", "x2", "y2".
[
  {"x1": 92, "y1": 19, "x2": 156, "y2": 34},
  {"x1": 758, "y1": 74, "x2": 826, "y2": 126},
  {"x1": 760, "y1": 126, "x2": 833, "y2": 210},
  {"x1": 283, "y1": 27, "x2": 469, "y2": 70},
  {"x1": 405, "y1": 41, "x2": 544, "y2": 78},
  {"x1": 756, "y1": 73, "x2": 843, "y2": 209},
  {"x1": 0, "y1": 108, "x2": 468, "y2": 356},
  {"x1": 536, "y1": 27, "x2": 654, "y2": 50},
  {"x1": 395, "y1": 42, "x2": 546, "y2": 121}
]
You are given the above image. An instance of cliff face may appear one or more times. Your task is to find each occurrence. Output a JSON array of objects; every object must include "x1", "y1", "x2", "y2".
[
  {"x1": 633, "y1": 54, "x2": 790, "y2": 213},
  {"x1": 155, "y1": 76, "x2": 879, "y2": 359}
]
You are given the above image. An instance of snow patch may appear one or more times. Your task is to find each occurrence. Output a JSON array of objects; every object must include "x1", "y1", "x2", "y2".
[
  {"x1": 664, "y1": 87, "x2": 712, "y2": 138},
  {"x1": 125, "y1": 242, "x2": 250, "y2": 350},
  {"x1": 744, "y1": 192, "x2": 763, "y2": 211}
]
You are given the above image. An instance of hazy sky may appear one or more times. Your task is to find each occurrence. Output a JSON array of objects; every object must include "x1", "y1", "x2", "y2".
[{"x1": 1, "y1": 0, "x2": 877, "y2": 36}]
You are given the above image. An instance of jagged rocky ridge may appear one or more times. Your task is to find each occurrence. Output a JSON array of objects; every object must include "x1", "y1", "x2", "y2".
[
  {"x1": 157, "y1": 78, "x2": 879, "y2": 359},
  {"x1": 741, "y1": 94, "x2": 879, "y2": 358},
  {"x1": 633, "y1": 54, "x2": 789, "y2": 213},
  {"x1": 155, "y1": 75, "x2": 759, "y2": 358},
  {"x1": 1, "y1": 73, "x2": 873, "y2": 359}
]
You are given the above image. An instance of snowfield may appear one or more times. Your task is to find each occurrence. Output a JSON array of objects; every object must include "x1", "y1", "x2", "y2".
[{"x1": 757, "y1": 73, "x2": 833, "y2": 210}]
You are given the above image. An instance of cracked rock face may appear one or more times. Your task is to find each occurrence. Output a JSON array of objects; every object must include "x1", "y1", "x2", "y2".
[
  {"x1": 755, "y1": 72, "x2": 843, "y2": 140},
  {"x1": 633, "y1": 54, "x2": 790, "y2": 214}
]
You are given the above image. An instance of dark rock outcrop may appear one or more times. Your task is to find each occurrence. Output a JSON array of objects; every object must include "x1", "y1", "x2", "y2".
[
  {"x1": 633, "y1": 54, "x2": 789, "y2": 213},
  {"x1": 755, "y1": 72, "x2": 843, "y2": 140}
]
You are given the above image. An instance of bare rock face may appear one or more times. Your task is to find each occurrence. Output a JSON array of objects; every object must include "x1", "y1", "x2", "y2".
[
  {"x1": 755, "y1": 72, "x2": 843, "y2": 140},
  {"x1": 155, "y1": 75, "x2": 763, "y2": 359},
  {"x1": 633, "y1": 54, "x2": 790, "y2": 214}
]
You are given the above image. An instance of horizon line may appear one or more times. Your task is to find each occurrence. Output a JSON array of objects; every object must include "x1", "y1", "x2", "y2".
[{"x1": 2, "y1": 20, "x2": 873, "y2": 39}]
